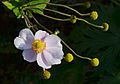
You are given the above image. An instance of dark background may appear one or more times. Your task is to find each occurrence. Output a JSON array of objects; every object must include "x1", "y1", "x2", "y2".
[{"x1": 0, "y1": 0, "x2": 120, "y2": 84}]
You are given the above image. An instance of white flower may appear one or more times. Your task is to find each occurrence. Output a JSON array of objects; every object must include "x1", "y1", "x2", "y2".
[{"x1": 14, "y1": 28, "x2": 64, "y2": 69}]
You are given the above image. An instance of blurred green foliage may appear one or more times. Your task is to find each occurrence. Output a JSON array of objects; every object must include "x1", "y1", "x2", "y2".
[
  {"x1": 2, "y1": 0, "x2": 50, "y2": 18},
  {"x1": 0, "y1": 0, "x2": 120, "y2": 84}
]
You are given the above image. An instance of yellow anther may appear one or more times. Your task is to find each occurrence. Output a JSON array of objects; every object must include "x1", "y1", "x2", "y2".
[
  {"x1": 32, "y1": 39, "x2": 46, "y2": 53},
  {"x1": 42, "y1": 70, "x2": 51, "y2": 79},
  {"x1": 91, "y1": 58, "x2": 99, "y2": 67},
  {"x1": 102, "y1": 23, "x2": 109, "y2": 31},
  {"x1": 90, "y1": 11, "x2": 98, "y2": 20},
  {"x1": 64, "y1": 53, "x2": 74, "y2": 62}
]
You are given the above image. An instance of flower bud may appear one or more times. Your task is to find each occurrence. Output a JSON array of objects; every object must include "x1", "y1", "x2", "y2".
[
  {"x1": 84, "y1": 1, "x2": 91, "y2": 8},
  {"x1": 70, "y1": 15, "x2": 77, "y2": 24},
  {"x1": 42, "y1": 70, "x2": 51, "y2": 79},
  {"x1": 64, "y1": 53, "x2": 74, "y2": 62},
  {"x1": 54, "y1": 30, "x2": 60, "y2": 35},
  {"x1": 102, "y1": 23, "x2": 109, "y2": 31},
  {"x1": 91, "y1": 58, "x2": 99, "y2": 67},
  {"x1": 90, "y1": 11, "x2": 98, "y2": 20}
]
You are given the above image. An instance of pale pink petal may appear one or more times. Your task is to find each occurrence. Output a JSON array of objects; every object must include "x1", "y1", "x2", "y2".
[
  {"x1": 43, "y1": 50, "x2": 62, "y2": 65},
  {"x1": 46, "y1": 47, "x2": 64, "y2": 59},
  {"x1": 22, "y1": 49, "x2": 37, "y2": 62},
  {"x1": 37, "y1": 53, "x2": 51, "y2": 69},
  {"x1": 14, "y1": 37, "x2": 31, "y2": 50},
  {"x1": 35, "y1": 30, "x2": 49, "y2": 40},
  {"x1": 19, "y1": 28, "x2": 34, "y2": 47},
  {"x1": 44, "y1": 35, "x2": 62, "y2": 48}
]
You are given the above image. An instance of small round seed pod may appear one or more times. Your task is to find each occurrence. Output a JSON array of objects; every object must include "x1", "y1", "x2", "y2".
[
  {"x1": 42, "y1": 70, "x2": 51, "y2": 79},
  {"x1": 102, "y1": 23, "x2": 109, "y2": 31},
  {"x1": 91, "y1": 58, "x2": 99, "y2": 67},
  {"x1": 70, "y1": 15, "x2": 77, "y2": 24},
  {"x1": 90, "y1": 11, "x2": 98, "y2": 20},
  {"x1": 64, "y1": 53, "x2": 74, "y2": 62}
]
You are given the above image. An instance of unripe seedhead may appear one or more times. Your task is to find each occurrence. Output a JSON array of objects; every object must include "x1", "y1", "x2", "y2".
[
  {"x1": 42, "y1": 70, "x2": 51, "y2": 79},
  {"x1": 64, "y1": 53, "x2": 74, "y2": 62},
  {"x1": 84, "y1": 1, "x2": 91, "y2": 8},
  {"x1": 91, "y1": 58, "x2": 99, "y2": 67},
  {"x1": 102, "y1": 23, "x2": 109, "y2": 31},
  {"x1": 90, "y1": 11, "x2": 98, "y2": 20},
  {"x1": 70, "y1": 15, "x2": 77, "y2": 24}
]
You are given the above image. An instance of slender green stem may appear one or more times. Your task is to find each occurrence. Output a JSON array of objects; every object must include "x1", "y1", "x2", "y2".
[
  {"x1": 47, "y1": 3, "x2": 83, "y2": 16},
  {"x1": 61, "y1": 39, "x2": 91, "y2": 60},
  {"x1": 67, "y1": 3, "x2": 85, "y2": 6},
  {"x1": 21, "y1": 10, "x2": 29, "y2": 27},
  {"x1": 23, "y1": 2, "x2": 90, "y2": 16},
  {"x1": 23, "y1": 4, "x2": 103, "y2": 29},
  {"x1": 40, "y1": 14, "x2": 70, "y2": 21},
  {"x1": 23, "y1": 6, "x2": 71, "y2": 17},
  {"x1": 77, "y1": 18, "x2": 104, "y2": 29},
  {"x1": 111, "y1": 0, "x2": 120, "y2": 6},
  {"x1": 31, "y1": 13, "x2": 53, "y2": 34},
  {"x1": 46, "y1": 3, "x2": 90, "y2": 16},
  {"x1": 44, "y1": 8, "x2": 71, "y2": 17},
  {"x1": 27, "y1": 8, "x2": 103, "y2": 29},
  {"x1": 30, "y1": 13, "x2": 91, "y2": 60},
  {"x1": 26, "y1": 8, "x2": 71, "y2": 22},
  {"x1": 21, "y1": 10, "x2": 36, "y2": 32},
  {"x1": 22, "y1": 12, "x2": 31, "y2": 28}
]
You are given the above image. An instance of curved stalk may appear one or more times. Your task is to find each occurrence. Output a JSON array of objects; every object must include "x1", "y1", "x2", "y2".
[
  {"x1": 77, "y1": 18, "x2": 104, "y2": 29},
  {"x1": 40, "y1": 14, "x2": 70, "y2": 21},
  {"x1": 23, "y1": 2, "x2": 90, "y2": 16},
  {"x1": 44, "y1": 8, "x2": 71, "y2": 17}
]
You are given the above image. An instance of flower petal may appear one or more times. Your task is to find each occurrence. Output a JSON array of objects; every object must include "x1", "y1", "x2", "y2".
[
  {"x1": 22, "y1": 49, "x2": 37, "y2": 62},
  {"x1": 35, "y1": 30, "x2": 49, "y2": 40},
  {"x1": 14, "y1": 37, "x2": 31, "y2": 50},
  {"x1": 19, "y1": 28, "x2": 34, "y2": 48},
  {"x1": 43, "y1": 50, "x2": 62, "y2": 65},
  {"x1": 44, "y1": 35, "x2": 62, "y2": 48},
  {"x1": 37, "y1": 53, "x2": 51, "y2": 69},
  {"x1": 46, "y1": 47, "x2": 64, "y2": 59}
]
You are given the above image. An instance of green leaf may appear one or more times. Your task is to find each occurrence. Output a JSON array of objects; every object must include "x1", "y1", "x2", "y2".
[
  {"x1": 26, "y1": 0, "x2": 50, "y2": 15},
  {"x1": 13, "y1": 7, "x2": 21, "y2": 18},
  {"x1": 2, "y1": 1, "x2": 21, "y2": 18},
  {"x1": 2, "y1": 0, "x2": 50, "y2": 18},
  {"x1": 15, "y1": 0, "x2": 19, "y2": 2},
  {"x1": 2, "y1": 1, "x2": 15, "y2": 10}
]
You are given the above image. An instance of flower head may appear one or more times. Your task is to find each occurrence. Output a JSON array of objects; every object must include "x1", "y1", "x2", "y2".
[
  {"x1": 64, "y1": 53, "x2": 74, "y2": 62},
  {"x1": 42, "y1": 70, "x2": 51, "y2": 79},
  {"x1": 90, "y1": 11, "x2": 98, "y2": 20},
  {"x1": 84, "y1": 1, "x2": 91, "y2": 8},
  {"x1": 102, "y1": 23, "x2": 109, "y2": 31},
  {"x1": 70, "y1": 15, "x2": 77, "y2": 24},
  {"x1": 14, "y1": 28, "x2": 64, "y2": 69},
  {"x1": 91, "y1": 58, "x2": 99, "y2": 67}
]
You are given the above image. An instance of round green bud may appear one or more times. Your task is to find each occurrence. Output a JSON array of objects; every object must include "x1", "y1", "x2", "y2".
[
  {"x1": 91, "y1": 58, "x2": 99, "y2": 67},
  {"x1": 102, "y1": 23, "x2": 109, "y2": 31},
  {"x1": 84, "y1": 1, "x2": 91, "y2": 8},
  {"x1": 54, "y1": 30, "x2": 60, "y2": 35},
  {"x1": 42, "y1": 70, "x2": 51, "y2": 79},
  {"x1": 64, "y1": 53, "x2": 74, "y2": 62},
  {"x1": 70, "y1": 15, "x2": 77, "y2": 24},
  {"x1": 90, "y1": 11, "x2": 98, "y2": 20}
]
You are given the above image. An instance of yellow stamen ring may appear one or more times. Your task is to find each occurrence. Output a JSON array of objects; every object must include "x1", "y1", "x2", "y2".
[{"x1": 32, "y1": 39, "x2": 46, "y2": 53}]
